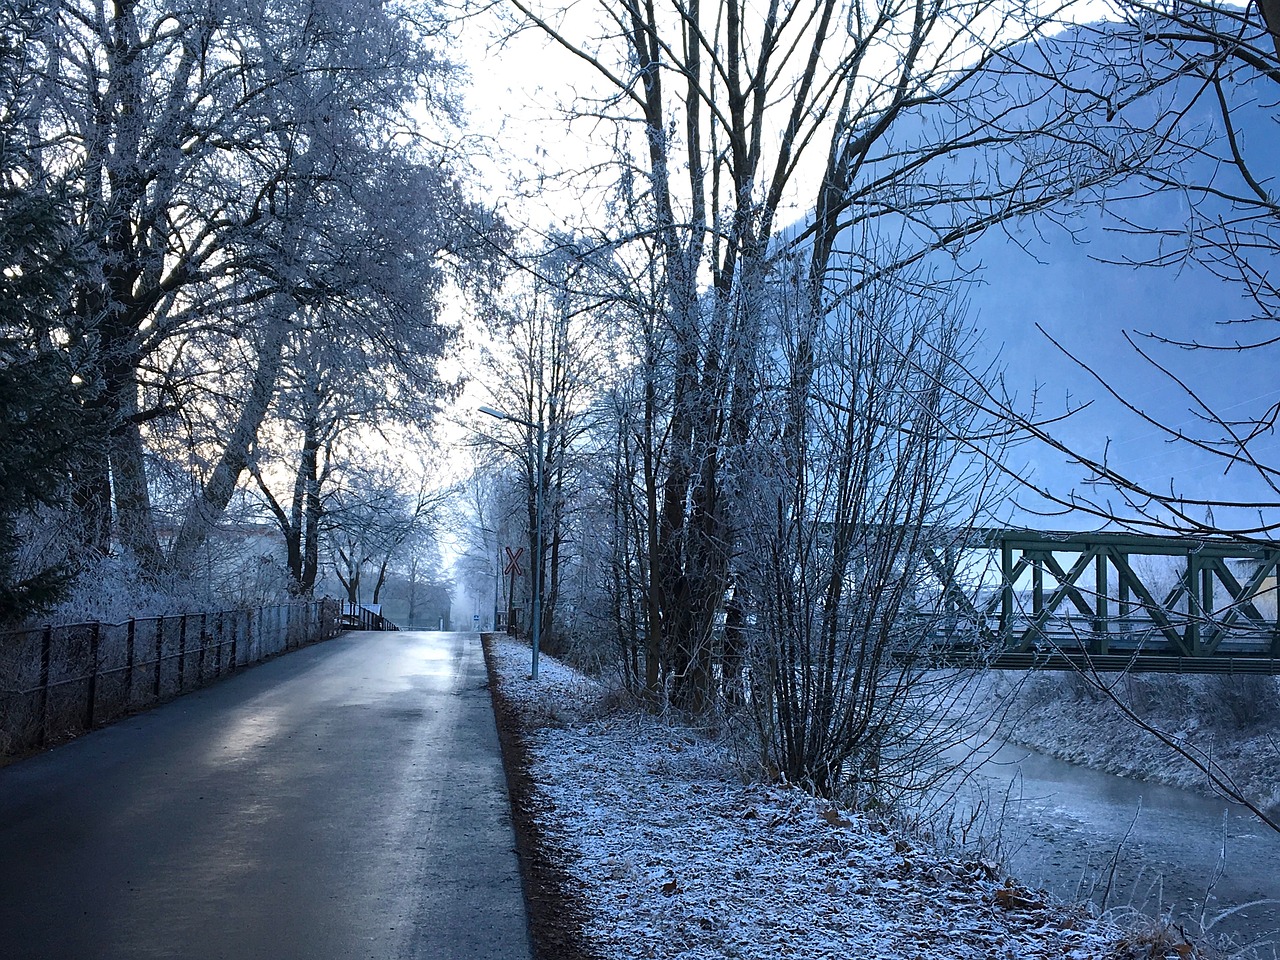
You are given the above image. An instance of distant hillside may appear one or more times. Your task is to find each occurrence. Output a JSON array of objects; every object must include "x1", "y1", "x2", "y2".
[{"x1": 835, "y1": 19, "x2": 1280, "y2": 529}]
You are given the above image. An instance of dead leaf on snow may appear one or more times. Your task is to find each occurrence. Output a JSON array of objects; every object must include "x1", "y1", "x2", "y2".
[
  {"x1": 821, "y1": 807, "x2": 852, "y2": 828},
  {"x1": 994, "y1": 886, "x2": 1044, "y2": 912}
]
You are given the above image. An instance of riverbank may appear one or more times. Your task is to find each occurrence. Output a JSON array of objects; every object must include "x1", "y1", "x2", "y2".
[
  {"x1": 483, "y1": 636, "x2": 1199, "y2": 960},
  {"x1": 991, "y1": 672, "x2": 1280, "y2": 817}
]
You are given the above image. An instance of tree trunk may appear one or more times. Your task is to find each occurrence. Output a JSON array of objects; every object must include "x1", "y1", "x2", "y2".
[
  {"x1": 286, "y1": 417, "x2": 323, "y2": 596},
  {"x1": 406, "y1": 557, "x2": 419, "y2": 625},
  {"x1": 335, "y1": 549, "x2": 361, "y2": 604},
  {"x1": 169, "y1": 317, "x2": 287, "y2": 573},
  {"x1": 110, "y1": 393, "x2": 163, "y2": 574},
  {"x1": 70, "y1": 441, "x2": 112, "y2": 558}
]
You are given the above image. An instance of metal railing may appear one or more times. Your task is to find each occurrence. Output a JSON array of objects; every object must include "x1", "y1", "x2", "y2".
[
  {"x1": 0, "y1": 598, "x2": 342, "y2": 759},
  {"x1": 339, "y1": 602, "x2": 399, "y2": 631}
]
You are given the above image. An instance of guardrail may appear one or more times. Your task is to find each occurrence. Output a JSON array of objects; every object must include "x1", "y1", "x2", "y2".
[
  {"x1": 0, "y1": 598, "x2": 342, "y2": 759},
  {"x1": 340, "y1": 603, "x2": 399, "y2": 631}
]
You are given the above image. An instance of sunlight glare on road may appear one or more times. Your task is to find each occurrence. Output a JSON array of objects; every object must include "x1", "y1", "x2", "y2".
[{"x1": 204, "y1": 706, "x2": 289, "y2": 769}]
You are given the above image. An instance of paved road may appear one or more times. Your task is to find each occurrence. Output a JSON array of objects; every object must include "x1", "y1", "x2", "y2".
[{"x1": 0, "y1": 630, "x2": 531, "y2": 960}]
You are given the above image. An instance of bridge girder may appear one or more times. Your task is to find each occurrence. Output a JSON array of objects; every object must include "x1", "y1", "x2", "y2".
[{"x1": 923, "y1": 528, "x2": 1280, "y2": 672}]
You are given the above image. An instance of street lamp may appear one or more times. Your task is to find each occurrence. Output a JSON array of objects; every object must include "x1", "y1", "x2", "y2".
[{"x1": 479, "y1": 404, "x2": 545, "y2": 681}]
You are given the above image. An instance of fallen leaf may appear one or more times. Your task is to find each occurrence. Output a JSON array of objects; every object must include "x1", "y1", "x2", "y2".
[
  {"x1": 994, "y1": 886, "x2": 1044, "y2": 912},
  {"x1": 821, "y1": 807, "x2": 852, "y2": 828}
]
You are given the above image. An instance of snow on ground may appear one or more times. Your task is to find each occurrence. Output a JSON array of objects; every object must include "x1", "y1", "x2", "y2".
[
  {"x1": 488, "y1": 638, "x2": 1166, "y2": 960},
  {"x1": 488, "y1": 639, "x2": 610, "y2": 726}
]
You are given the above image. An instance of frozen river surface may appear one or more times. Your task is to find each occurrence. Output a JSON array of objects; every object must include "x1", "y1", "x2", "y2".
[{"x1": 950, "y1": 739, "x2": 1280, "y2": 955}]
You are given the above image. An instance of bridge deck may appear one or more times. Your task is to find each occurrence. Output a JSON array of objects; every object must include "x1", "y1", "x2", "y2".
[
  {"x1": 920, "y1": 527, "x2": 1280, "y2": 673},
  {"x1": 928, "y1": 649, "x2": 1280, "y2": 674}
]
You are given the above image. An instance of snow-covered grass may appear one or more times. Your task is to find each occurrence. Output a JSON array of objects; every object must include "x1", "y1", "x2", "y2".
[
  {"x1": 486, "y1": 637, "x2": 1183, "y2": 960},
  {"x1": 488, "y1": 639, "x2": 611, "y2": 726},
  {"x1": 994, "y1": 672, "x2": 1280, "y2": 816}
]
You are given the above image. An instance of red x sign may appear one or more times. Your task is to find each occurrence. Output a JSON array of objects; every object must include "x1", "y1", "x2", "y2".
[{"x1": 503, "y1": 546, "x2": 524, "y2": 577}]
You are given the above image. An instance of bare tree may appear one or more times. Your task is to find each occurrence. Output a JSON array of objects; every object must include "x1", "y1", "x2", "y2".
[
  {"x1": 451, "y1": 461, "x2": 522, "y2": 633},
  {"x1": 734, "y1": 243, "x2": 1007, "y2": 795},
  {"x1": 988, "y1": 2, "x2": 1280, "y2": 537},
  {"x1": 18, "y1": 0, "x2": 479, "y2": 584},
  {"x1": 245, "y1": 276, "x2": 475, "y2": 597},
  {"x1": 476, "y1": 238, "x2": 620, "y2": 648},
  {"x1": 488, "y1": 0, "x2": 1162, "y2": 711},
  {"x1": 326, "y1": 463, "x2": 445, "y2": 607},
  {"x1": 948, "y1": 3, "x2": 1280, "y2": 835}
]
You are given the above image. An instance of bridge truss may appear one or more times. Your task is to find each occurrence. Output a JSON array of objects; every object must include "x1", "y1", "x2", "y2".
[{"x1": 925, "y1": 529, "x2": 1280, "y2": 674}]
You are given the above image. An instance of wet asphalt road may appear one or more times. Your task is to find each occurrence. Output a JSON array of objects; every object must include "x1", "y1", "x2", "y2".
[{"x1": 0, "y1": 630, "x2": 531, "y2": 960}]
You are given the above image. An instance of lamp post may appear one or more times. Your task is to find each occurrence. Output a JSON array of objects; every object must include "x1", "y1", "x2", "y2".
[{"x1": 479, "y1": 404, "x2": 545, "y2": 681}]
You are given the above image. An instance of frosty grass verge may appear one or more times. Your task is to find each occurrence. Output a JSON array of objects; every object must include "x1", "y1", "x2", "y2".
[{"x1": 489, "y1": 637, "x2": 1137, "y2": 960}]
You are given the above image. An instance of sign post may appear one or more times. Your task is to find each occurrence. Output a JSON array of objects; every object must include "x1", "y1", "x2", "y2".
[{"x1": 503, "y1": 546, "x2": 524, "y2": 640}]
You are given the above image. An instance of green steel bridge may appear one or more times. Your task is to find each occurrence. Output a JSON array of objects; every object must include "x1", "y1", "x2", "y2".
[{"x1": 922, "y1": 529, "x2": 1280, "y2": 674}]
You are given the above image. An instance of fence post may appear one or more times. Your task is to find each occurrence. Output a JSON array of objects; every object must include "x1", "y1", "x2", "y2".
[
  {"x1": 177, "y1": 616, "x2": 187, "y2": 692},
  {"x1": 197, "y1": 612, "x2": 207, "y2": 685},
  {"x1": 37, "y1": 624, "x2": 52, "y2": 748},
  {"x1": 125, "y1": 619, "x2": 136, "y2": 704},
  {"x1": 229, "y1": 611, "x2": 238, "y2": 670},
  {"x1": 214, "y1": 612, "x2": 223, "y2": 676},
  {"x1": 84, "y1": 622, "x2": 101, "y2": 730},
  {"x1": 154, "y1": 616, "x2": 164, "y2": 701}
]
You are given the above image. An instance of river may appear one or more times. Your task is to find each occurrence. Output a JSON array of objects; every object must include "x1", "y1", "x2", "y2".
[{"x1": 938, "y1": 738, "x2": 1280, "y2": 955}]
